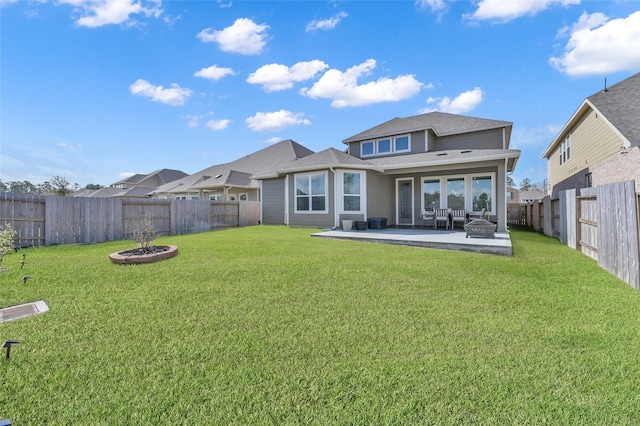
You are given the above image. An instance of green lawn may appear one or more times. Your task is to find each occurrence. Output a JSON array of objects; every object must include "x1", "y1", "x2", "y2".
[{"x1": 1, "y1": 226, "x2": 639, "y2": 424}]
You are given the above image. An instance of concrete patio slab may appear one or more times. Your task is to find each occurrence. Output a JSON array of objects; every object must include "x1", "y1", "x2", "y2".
[{"x1": 312, "y1": 228, "x2": 513, "y2": 256}]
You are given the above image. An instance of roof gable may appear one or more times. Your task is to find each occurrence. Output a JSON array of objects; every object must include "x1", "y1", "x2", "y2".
[
  {"x1": 342, "y1": 111, "x2": 512, "y2": 144},
  {"x1": 544, "y1": 71, "x2": 640, "y2": 158}
]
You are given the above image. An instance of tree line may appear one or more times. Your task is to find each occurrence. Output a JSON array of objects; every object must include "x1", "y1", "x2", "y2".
[{"x1": 0, "y1": 176, "x2": 104, "y2": 196}]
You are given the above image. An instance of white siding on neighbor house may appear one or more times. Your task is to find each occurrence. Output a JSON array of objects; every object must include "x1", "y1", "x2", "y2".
[{"x1": 548, "y1": 108, "x2": 624, "y2": 194}]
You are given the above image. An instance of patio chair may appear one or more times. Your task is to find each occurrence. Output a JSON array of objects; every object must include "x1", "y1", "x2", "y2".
[
  {"x1": 420, "y1": 208, "x2": 435, "y2": 227},
  {"x1": 434, "y1": 208, "x2": 449, "y2": 229},
  {"x1": 451, "y1": 209, "x2": 466, "y2": 229}
]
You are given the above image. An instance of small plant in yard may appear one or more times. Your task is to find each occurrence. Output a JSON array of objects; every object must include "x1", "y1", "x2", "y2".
[
  {"x1": 0, "y1": 222, "x2": 15, "y2": 265},
  {"x1": 131, "y1": 215, "x2": 156, "y2": 253}
]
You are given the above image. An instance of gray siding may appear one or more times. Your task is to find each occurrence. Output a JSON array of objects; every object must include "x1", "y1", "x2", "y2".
[
  {"x1": 287, "y1": 171, "x2": 335, "y2": 228},
  {"x1": 433, "y1": 128, "x2": 504, "y2": 151},
  {"x1": 261, "y1": 178, "x2": 286, "y2": 224},
  {"x1": 365, "y1": 171, "x2": 395, "y2": 223}
]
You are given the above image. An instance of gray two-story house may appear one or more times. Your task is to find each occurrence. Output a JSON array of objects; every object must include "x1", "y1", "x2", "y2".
[{"x1": 257, "y1": 112, "x2": 520, "y2": 232}]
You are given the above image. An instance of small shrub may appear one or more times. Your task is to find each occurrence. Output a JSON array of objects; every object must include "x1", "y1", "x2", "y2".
[
  {"x1": 131, "y1": 215, "x2": 156, "y2": 250},
  {"x1": 0, "y1": 223, "x2": 15, "y2": 264}
]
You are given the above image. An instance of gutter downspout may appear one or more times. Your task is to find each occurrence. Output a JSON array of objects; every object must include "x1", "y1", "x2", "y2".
[
  {"x1": 329, "y1": 167, "x2": 338, "y2": 229},
  {"x1": 504, "y1": 157, "x2": 508, "y2": 232}
]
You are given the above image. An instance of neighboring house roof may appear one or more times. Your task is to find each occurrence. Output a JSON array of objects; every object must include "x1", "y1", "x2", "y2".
[
  {"x1": 342, "y1": 111, "x2": 513, "y2": 145},
  {"x1": 543, "y1": 71, "x2": 640, "y2": 158},
  {"x1": 518, "y1": 190, "x2": 544, "y2": 202},
  {"x1": 111, "y1": 169, "x2": 189, "y2": 188},
  {"x1": 255, "y1": 148, "x2": 378, "y2": 178},
  {"x1": 152, "y1": 139, "x2": 314, "y2": 194}
]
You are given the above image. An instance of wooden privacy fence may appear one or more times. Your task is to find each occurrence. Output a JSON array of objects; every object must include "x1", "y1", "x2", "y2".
[
  {"x1": 519, "y1": 181, "x2": 640, "y2": 290},
  {"x1": 0, "y1": 193, "x2": 260, "y2": 247}
]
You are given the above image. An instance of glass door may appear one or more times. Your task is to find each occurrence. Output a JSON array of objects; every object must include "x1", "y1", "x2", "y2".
[{"x1": 396, "y1": 178, "x2": 414, "y2": 226}]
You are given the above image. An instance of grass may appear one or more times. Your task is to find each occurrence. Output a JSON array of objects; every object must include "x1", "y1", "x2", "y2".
[{"x1": 1, "y1": 225, "x2": 640, "y2": 424}]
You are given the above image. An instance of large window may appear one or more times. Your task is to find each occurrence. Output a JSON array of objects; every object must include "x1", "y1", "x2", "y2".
[
  {"x1": 361, "y1": 135, "x2": 411, "y2": 157},
  {"x1": 295, "y1": 172, "x2": 327, "y2": 213},
  {"x1": 446, "y1": 178, "x2": 465, "y2": 210},
  {"x1": 560, "y1": 135, "x2": 571, "y2": 165},
  {"x1": 422, "y1": 174, "x2": 495, "y2": 213},
  {"x1": 343, "y1": 172, "x2": 361, "y2": 211},
  {"x1": 472, "y1": 176, "x2": 492, "y2": 212},
  {"x1": 423, "y1": 180, "x2": 440, "y2": 209}
]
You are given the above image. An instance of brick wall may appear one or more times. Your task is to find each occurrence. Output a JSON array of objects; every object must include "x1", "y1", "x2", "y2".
[{"x1": 591, "y1": 146, "x2": 640, "y2": 193}]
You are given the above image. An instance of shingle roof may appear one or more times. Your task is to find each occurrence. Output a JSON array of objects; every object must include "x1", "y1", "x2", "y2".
[
  {"x1": 588, "y1": 71, "x2": 640, "y2": 145},
  {"x1": 544, "y1": 71, "x2": 640, "y2": 158},
  {"x1": 259, "y1": 147, "x2": 520, "y2": 176},
  {"x1": 255, "y1": 148, "x2": 376, "y2": 178},
  {"x1": 153, "y1": 139, "x2": 314, "y2": 194},
  {"x1": 342, "y1": 111, "x2": 512, "y2": 144}
]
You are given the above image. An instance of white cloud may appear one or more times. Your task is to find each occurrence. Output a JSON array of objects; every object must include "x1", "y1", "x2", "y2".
[
  {"x1": 247, "y1": 60, "x2": 329, "y2": 92},
  {"x1": 550, "y1": 11, "x2": 640, "y2": 76},
  {"x1": 58, "y1": 0, "x2": 163, "y2": 28},
  {"x1": 266, "y1": 137, "x2": 283, "y2": 144},
  {"x1": 422, "y1": 87, "x2": 484, "y2": 114},
  {"x1": 245, "y1": 110, "x2": 311, "y2": 132},
  {"x1": 205, "y1": 119, "x2": 231, "y2": 130},
  {"x1": 415, "y1": 0, "x2": 447, "y2": 12},
  {"x1": 197, "y1": 18, "x2": 269, "y2": 55},
  {"x1": 306, "y1": 11, "x2": 348, "y2": 31},
  {"x1": 465, "y1": 0, "x2": 579, "y2": 23},
  {"x1": 300, "y1": 59, "x2": 423, "y2": 107},
  {"x1": 56, "y1": 142, "x2": 83, "y2": 149},
  {"x1": 119, "y1": 171, "x2": 136, "y2": 179},
  {"x1": 194, "y1": 65, "x2": 235, "y2": 81},
  {"x1": 129, "y1": 79, "x2": 192, "y2": 106}
]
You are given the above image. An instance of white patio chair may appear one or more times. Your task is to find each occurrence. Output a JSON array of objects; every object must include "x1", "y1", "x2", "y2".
[
  {"x1": 434, "y1": 208, "x2": 449, "y2": 229},
  {"x1": 451, "y1": 209, "x2": 466, "y2": 229},
  {"x1": 420, "y1": 208, "x2": 435, "y2": 227}
]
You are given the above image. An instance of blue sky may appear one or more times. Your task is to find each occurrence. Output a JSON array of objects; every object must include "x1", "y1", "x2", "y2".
[{"x1": 1, "y1": 0, "x2": 639, "y2": 188}]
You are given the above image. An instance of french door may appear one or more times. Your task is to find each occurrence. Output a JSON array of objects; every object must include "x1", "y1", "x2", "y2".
[{"x1": 396, "y1": 178, "x2": 414, "y2": 226}]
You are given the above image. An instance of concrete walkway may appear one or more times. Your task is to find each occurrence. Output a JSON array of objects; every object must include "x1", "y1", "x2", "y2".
[{"x1": 312, "y1": 227, "x2": 513, "y2": 256}]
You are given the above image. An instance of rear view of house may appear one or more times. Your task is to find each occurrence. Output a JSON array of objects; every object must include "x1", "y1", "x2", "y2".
[{"x1": 258, "y1": 112, "x2": 520, "y2": 232}]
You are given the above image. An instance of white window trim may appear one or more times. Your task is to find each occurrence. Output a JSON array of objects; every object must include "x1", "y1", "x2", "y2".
[
  {"x1": 560, "y1": 135, "x2": 571, "y2": 166},
  {"x1": 337, "y1": 170, "x2": 366, "y2": 214},
  {"x1": 421, "y1": 172, "x2": 496, "y2": 214},
  {"x1": 361, "y1": 134, "x2": 411, "y2": 157},
  {"x1": 294, "y1": 171, "x2": 329, "y2": 214}
]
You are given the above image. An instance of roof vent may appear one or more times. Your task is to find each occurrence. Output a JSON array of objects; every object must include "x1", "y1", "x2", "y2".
[
  {"x1": 215, "y1": 174, "x2": 222, "y2": 178},
  {"x1": 437, "y1": 152, "x2": 448, "y2": 156},
  {"x1": 461, "y1": 150, "x2": 472, "y2": 154}
]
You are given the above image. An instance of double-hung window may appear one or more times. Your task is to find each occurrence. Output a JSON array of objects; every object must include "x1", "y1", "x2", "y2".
[
  {"x1": 343, "y1": 172, "x2": 361, "y2": 212},
  {"x1": 295, "y1": 172, "x2": 327, "y2": 213},
  {"x1": 560, "y1": 135, "x2": 571, "y2": 165}
]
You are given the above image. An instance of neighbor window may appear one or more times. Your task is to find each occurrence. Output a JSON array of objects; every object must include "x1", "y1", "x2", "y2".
[
  {"x1": 209, "y1": 194, "x2": 223, "y2": 201},
  {"x1": 585, "y1": 173, "x2": 592, "y2": 188},
  {"x1": 295, "y1": 172, "x2": 327, "y2": 212},
  {"x1": 560, "y1": 135, "x2": 571, "y2": 165},
  {"x1": 343, "y1": 172, "x2": 361, "y2": 211},
  {"x1": 239, "y1": 193, "x2": 248, "y2": 201}
]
